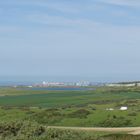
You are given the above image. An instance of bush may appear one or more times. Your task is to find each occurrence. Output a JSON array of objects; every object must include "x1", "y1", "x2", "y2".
[
  {"x1": 68, "y1": 109, "x2": 90, "y2": 118},
  {"x1": 99, "y1": 116, "x2": 132, "y2": 127},
  {"x1": 128, "y1": 112, "x2": 137, "y2": 116},
  {"x1": 29, "y1": 109, "x2": 64, "y2": 124},
  {"x1": 0, "y1": 121, "x2": 46, "y2": 140},
  {"x1": 43, "y1": 128, "x2": 96, "y2": 140},
  {"x1": 99, "y1": 134, "x2": 140, "y2": 140}
]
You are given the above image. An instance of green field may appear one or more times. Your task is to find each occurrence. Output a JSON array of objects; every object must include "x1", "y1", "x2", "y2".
[
  {"x1": 0, "y1": 86, "x2": 140, "y2": 139},
  {"x1": 1, "y1": 86, "x2": 140, "y2": 108}
]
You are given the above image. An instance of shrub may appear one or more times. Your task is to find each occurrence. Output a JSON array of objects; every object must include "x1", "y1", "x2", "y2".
[
  {"x1": 68, "y1": 109, "x2": 90, "y2": 118},
  {"x1": 0, "y1": 121, "x2": 46, "y2": 139},
  {"x1": 99, "y1": 134, "x2": 140, "y2": 140},
  {"x1": 29, "y1": 109, "x2": 64, "y2": 124},
  {"x1": 99, "y1": 116, "x2": 132, "y2": 127},
  {"x1": 43, "y1": 128, "x2": 96, "y2": 140},
  {"x1": 128, "y1": 112, "x2": 137, "y2": 116}
]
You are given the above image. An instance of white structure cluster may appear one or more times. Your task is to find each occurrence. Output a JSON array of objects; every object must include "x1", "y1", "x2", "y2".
[
  {"x1": 106, "y1": 106, "x2": 128, "y2": 111},
  {"x1": 106, "y1": 82, "x2": 140, "y2": 87},
  {"x1": 37, "y1": 81, "x2": 91, "y2": 87}
]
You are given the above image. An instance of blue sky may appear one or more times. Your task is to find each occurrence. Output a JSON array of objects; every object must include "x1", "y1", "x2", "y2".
[{"x1": 0, "y1": 0, "x2": 140, "y2": 82}]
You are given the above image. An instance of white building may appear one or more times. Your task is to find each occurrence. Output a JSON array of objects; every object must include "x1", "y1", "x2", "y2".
[
  {"x1": 106, "y1": 83, "x2": 136, "y2": 87},
  {"x1": 120, "y1": 107, "x2": 128, "y2": 111},
  {"x1": 106, "y1": 108, "x2": 114, "y2": 111}
]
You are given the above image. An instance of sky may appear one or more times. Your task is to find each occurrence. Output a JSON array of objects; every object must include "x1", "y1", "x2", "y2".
[{"x1": 0, "y1": 0, "x2": 140, "y2": 82}]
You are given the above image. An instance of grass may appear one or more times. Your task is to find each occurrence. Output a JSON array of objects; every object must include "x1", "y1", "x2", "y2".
[
  {"x1": 1, "y1": 86, "x2": 140, "y2": 108},
  {"x1": 0, "y1": 86, "x2": 140, "y2": 139}
]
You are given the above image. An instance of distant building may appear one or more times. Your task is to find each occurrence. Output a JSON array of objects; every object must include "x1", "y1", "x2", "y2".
[
  {"x1": 106, "y1": 83, "x2": 136, "y2": 87},
  {"x1": 120, "y1": 107, "x2": 128, "y2": 111},
  {"x1": 42, "y1": 81, "x2": 46, "y2": 85},
  {"x1": 27, "y1": 86, "x2": 33, "y2": 88},
  {"x1": 36, "y1": 81, "x2": 91, "y2": 87},
  {"x1": 136, "y1": 83, "x2": 140, "y2": 86},
  {"x1": 106, "y1": 81, "x2": 140, "y2": 87},
  {"x1": 106, "y1": 108, "x2": 114, "y2": 111},
  {"x1": 76, "y1": 81, "x2": 90, "y2": 86}
]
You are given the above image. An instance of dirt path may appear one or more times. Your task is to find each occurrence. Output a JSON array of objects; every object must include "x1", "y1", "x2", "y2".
[{"x1": 48, "y1": 126, "x2": 140, "y2": 135}]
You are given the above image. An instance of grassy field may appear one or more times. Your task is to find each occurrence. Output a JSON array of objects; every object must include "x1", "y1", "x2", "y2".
[
  {"x1": 0, "y1": 86, "x2": 140, "y2": 139},
  {"x1": 1, "y1": 86, "x2": 140, "y2": 107}
]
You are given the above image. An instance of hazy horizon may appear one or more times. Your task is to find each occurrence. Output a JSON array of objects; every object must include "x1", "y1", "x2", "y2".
[
  {"x1": 1, "y1": 0, "x2": 140, "y2": 82},
  {"x1": 1, "y1": 75, "x2": 140, "y2": 84}
]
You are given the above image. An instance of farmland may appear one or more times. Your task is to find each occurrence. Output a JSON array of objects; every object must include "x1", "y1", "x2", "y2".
[{"x1": 1, "y1": 86, "x2": 140, "y2": 139}]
